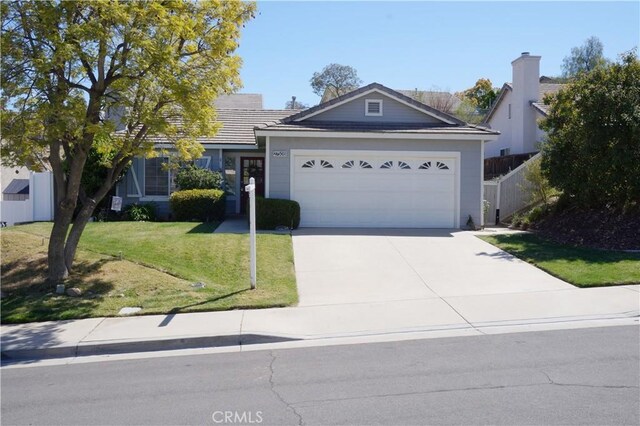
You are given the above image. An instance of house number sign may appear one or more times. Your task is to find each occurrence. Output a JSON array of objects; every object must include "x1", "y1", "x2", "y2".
[{"x1": 272, "y1": 150, "x2": 288, "y2": 158}]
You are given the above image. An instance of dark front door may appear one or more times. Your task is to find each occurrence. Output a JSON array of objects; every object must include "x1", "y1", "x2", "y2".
[{"x1": 240, "y1": 157, "x2": 265, "y2": 213}]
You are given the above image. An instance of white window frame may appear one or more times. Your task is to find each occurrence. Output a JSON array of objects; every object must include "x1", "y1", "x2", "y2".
[
  {"x1": 500, "y1": 148, "x2": 511, "y2": 157},
  {"x1": 365, "y1": 99, "x2": 383, "y2": 117},
  {"x1": 141, "y1": 156, "x2": 172, "y2": 201}
]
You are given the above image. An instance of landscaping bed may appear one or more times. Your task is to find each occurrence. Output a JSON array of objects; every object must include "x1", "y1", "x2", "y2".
[
  {"x1": 1, "y1": 222, "x2": 298, "y2": 323},
  {"x1": 479, "y1": 232, "x2": 640, "y2": 287},
  {"x1": 529, "y1": 207, "x2": 640, "y2": 251}
]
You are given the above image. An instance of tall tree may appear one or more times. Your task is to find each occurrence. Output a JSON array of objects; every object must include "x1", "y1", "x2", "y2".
[
  {"x1": 310, "y1": 63, "x2": 362, "y2": 100},
  {"x1": 561, "y1": 36, "x2": 608, "y2": 78},
  {"x1": 1, "y1": 0, "x2": 255, "y2": 284},
  {"x1": 541, "y1": 51, "x2": 640, "y2": 208}
]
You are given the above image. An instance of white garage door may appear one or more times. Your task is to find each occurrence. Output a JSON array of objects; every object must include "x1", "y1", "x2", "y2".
[{"x1": 291, "y1": 150, "x2": 458, "y2": 228}]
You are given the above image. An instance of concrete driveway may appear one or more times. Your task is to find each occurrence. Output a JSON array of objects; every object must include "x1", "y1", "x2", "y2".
[{"x1": 292, "y1": 229, "x2": 573, "y2": 306}]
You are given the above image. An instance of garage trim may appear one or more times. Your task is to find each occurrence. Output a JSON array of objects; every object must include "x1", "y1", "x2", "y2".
[{"x1": 290, "y1": 149, "x2": 461, "y2": 228}]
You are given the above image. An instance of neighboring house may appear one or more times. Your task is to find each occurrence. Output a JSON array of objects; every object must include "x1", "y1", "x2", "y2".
[{"x1": 483, "y1": 52, "x2": 565, "y2": 159}]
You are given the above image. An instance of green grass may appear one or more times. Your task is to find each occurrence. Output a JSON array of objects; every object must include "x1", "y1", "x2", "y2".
[
  {"x1": 479, "y1": 233, "x2": 640, "y2": 287},
  {"x1": 1, "y1": 222, "x2": 298, "y2": 323}
]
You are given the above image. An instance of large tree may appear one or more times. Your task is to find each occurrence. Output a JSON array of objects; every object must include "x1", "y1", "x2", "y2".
[
  {"x1": 561, "y1": 36, "x2": 608, "y2": 78},
  {"x1": 310, "y1": 63, "x2": 362, "y2": 100},
  {"x1": 1, "y1": 0, "x2": 255, "y2": 284},
  {"x1": 541, "y1": 51, "x2": 640, "y2": 208}
]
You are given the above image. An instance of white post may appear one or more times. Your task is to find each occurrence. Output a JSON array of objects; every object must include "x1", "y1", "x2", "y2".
[{"x1": 245, "y1": 177, "x2": 257, "y2": 289}]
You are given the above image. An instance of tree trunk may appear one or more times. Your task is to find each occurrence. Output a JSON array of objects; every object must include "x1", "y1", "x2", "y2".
[
  {"x1": 63, "y1": 199, "x2": 97, "y2": 272},
  {"x1": 47, "y1": 205, "x2": 74, "y2": 284}
]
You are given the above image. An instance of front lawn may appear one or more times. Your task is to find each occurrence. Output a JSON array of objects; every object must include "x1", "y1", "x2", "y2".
[
  {"x1": 1, "y1": 222, "x2": 297, "y2": 323},
  {"x1": 479, "y1": 233, "x2": 640, "y2": 287}
]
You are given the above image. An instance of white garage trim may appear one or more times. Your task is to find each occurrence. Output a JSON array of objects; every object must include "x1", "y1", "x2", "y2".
[{"x1": 290, "y1": 149, "x2": 461, "y2": 228}]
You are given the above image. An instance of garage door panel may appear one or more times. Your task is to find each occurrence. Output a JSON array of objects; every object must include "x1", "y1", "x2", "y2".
[{"x1": 292, "y1": 152, "x2": 457, "y2": 228}]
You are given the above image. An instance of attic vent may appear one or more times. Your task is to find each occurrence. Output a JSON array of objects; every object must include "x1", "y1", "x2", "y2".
[{"x1": 365, "y1": 99, "x2": 383, "y2": 116}]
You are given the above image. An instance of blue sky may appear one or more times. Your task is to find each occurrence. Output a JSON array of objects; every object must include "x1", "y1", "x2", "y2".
[{"x1": 236, "y1": 1, "x2": 639, "y2": 109}]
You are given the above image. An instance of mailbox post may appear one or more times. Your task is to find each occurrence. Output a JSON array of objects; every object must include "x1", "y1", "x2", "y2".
[{"x1": 245, "y1": 177, "x2": 257, "y2": 289}]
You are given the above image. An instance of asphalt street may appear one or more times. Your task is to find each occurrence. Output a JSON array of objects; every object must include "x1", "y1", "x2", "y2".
[{"x1": 2, "y1": 325, "x2": 639, "y2": 425}]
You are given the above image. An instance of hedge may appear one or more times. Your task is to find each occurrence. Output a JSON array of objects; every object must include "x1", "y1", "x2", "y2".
[
  {"x1": 255, "y1": 197, "x2": 300, "y2": 230},
  {"x1": 170, "y1": 189, "x2": 225, "y2": 222}
]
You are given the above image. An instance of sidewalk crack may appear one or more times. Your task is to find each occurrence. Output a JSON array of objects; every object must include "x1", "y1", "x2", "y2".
[
  {"x1": 75, "y1": 318, "x2": 106, "y2": 357},
  {"x1": 269, "y1": 351, "x2": 304, "y2": 425}
]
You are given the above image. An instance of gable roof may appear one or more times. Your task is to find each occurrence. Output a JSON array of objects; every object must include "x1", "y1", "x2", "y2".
[
  {"x1": 483, "y1": 80, "x2": 566, "y2": 122},
  {"x1": 255, "y1": 83, "x2": 498, "y2": 138},
  {"x1": 3, "y1": 179, "x2": 29, "y2": 195},
  {"x1": 283, "y1": 83, "x2": 467, "y2": 126}
]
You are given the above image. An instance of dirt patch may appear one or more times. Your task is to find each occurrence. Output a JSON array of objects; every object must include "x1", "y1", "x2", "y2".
[{"x1": 531, "y1": 207, "x2": 640, "y2": 251}]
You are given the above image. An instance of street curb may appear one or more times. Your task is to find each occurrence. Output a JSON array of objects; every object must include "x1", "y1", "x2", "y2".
[{"x1": 1, "y1": 333, "x2": 300, "y2": 361}]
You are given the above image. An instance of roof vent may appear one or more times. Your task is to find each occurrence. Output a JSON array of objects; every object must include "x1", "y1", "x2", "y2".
[
  {"x1": 365, "y1": 99, "x2": 383, "y2": 116},
  {"x1": 521, "y1": 51, "x2": 530, "y2": 56}
]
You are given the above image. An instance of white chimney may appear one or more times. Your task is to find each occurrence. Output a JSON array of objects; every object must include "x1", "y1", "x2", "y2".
[{"x1": 511, "y1": 52, "x2": 541, "y2": 154}]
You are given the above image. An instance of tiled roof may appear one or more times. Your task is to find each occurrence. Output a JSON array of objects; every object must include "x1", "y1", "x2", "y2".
[
  {"x1": 255, "y1": 120, "x2": 499, "y2": 136},
  {"x1": 214, "y1": 94, "x2": 263, "y2": 109},
  {"x1": 3, "y1": 178, "x2": 29, "y2": 194},
  {"x1": 144, "y1": 109, "x2": 298, "y2": 145}
]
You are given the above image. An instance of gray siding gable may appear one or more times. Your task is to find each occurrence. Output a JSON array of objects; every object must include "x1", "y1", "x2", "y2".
[{"x1": 308, "y1": 92, "x2": 447, "y2": 125}]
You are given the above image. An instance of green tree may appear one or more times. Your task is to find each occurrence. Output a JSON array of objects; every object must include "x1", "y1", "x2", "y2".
[
  {"x1": 561, "y1": 36, "x2": 608, "y2": 78},
  {"x1": 461, "y1": 78, "x2": 498, "y2": 111},
  {"x1": 310, "y1": 63, "x2": 362, "y2": 100},
  {"x1": 541, "y1": 51, "x2": 640, "y2": 209},
  {"x1": 1, "y1": 0, "x2": 255, "y2": 283}
]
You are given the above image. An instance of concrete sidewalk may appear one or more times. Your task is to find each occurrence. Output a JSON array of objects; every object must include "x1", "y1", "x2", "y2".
[{"x1": 2, "y1": 285, "x2": 638, "y2": 360}]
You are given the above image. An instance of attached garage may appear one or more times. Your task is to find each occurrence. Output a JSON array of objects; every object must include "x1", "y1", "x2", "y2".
[
  {"x1": 255, "y1": 83, "x2": 499, "y2": 229},
  {"x1": 291, "y1": 150, "x2": 459, "y2": 228}
]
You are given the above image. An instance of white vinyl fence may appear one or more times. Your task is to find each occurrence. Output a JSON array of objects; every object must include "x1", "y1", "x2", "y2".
[
  {"x1": 1, "y1": 171, "x2": 54, "y2": 226},
  {"x1": 483, "y1": 153, "x2": 540, "y2": 226}
]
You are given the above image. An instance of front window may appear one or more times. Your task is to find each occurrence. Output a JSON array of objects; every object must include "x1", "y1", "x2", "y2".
[{"x1": 145, "y1": 157, "x2": 170, "y2": 196}]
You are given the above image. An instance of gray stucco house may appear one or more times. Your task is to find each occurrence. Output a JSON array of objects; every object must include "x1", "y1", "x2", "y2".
[{"x1": 117, "y1": 83, "x2": 498, "y2": 228}]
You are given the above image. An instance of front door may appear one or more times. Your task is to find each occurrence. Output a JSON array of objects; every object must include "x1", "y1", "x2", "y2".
[{"x1": 240, "y1": 157, "x2": 265, "y2": 213}]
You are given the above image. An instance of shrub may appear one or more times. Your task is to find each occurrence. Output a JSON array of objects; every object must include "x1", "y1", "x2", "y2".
[
  {"x1": 256, "y1": 198, "x2": 300, "y2": 230},
  {"x1": 123, "y1": 203, "x2": 157, "y2": 221},
  {"x1": 175, "y1": 165, "x2": 223, "y2": 190},
  {"x1": 170, "y1": 189, "x2": 225, "y2": 222}
]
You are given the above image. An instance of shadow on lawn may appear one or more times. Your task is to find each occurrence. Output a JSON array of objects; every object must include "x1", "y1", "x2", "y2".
[
  {"x1": 1, "y1": 256, "x2": 117, "y2": 324},
  {"x1": 186, "y1": 223, "x2": 219, "y2": 234},
  {"x1": 481, "y1": 233, "x2": 640, "y2": 265}
]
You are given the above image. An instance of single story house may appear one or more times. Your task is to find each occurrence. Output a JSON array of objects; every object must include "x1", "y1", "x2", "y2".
[{"x1": 117, "y1": 83, "x2": 498, "y2": 228}]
